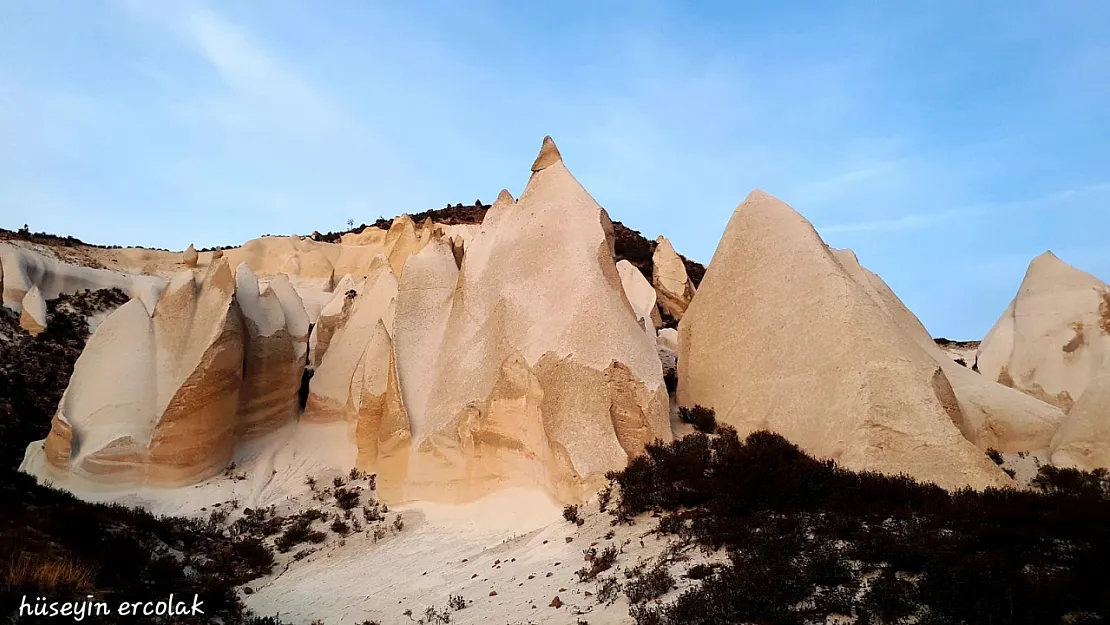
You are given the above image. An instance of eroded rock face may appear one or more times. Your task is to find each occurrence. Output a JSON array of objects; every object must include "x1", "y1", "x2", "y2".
[
  {"x1": 42, "y1": 260, "x2": 244, "y2": 486},
  {"x1": 977, "y1": 252, "x2": 1110, "y2": 413},
  {"x1": 309, "y1": 274, "x2": 358, "y2": 369},
  {"x1": 281, "y1": 248, "x2": 335, "y2": 292},
  {"x1": 678, "y1": 190, "x2": 1008, "y2": 490},
  {"x1": 234, "y1": 265, "x2": 307, "y2": 439},
  {"x1": 1051, "y1": 352, "x2": 1110, "y2": 470},
  {"x1": 833, "y1": 249, "x2": 1066, "y2": 454},
  {"x1": 19, "y1": 285, "x2": 47, "y2": 336},
  {"x1": 0, "y1": 242, "x2": 165, "y2": 313},
  {"x1": 398, "y1": 138, "x2": 670, "y2": 503},
  {"x1": 616, "y1": 259, "x2": 658, "y2": 343},
  {"x1": 652, "y1": 236, "x2": 696, "y2": 320},
  {"x1": 385, "y1": 216, "x2": 421, "y2": 277},
  {"x1": 350, "y1": 320, "x2": 410, "y2": 483},
  {"x1": 303, "y1": 255, "x2": 397, "y2": 423}
]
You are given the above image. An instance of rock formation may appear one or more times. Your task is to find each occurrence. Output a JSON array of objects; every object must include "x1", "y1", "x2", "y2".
[
  {"x1": 1050, "y1": 352, "x2": 1110, "y2": 470},
  {"x1": 348, "y1": 319, "x2": 410, "y2": 482},
  {"x1": 308, "y1": 274, "x2": 359, "y2": 369},
  {"x1": 384, "y1": 216, "x2": 421, "y2": 276},
  {"x1": 616, "y1": 259, "x2": 658, "y2": 342},
  {"x1": 652, "y1": 236, "x2": 696, "y2": 320},
  {"x1": 234, "y1": 265, "x2": 308, "y2": 439},
  {"x1": 393, "y1": 236, "x2": 459, "y2": 439},
  {"x1": 19, "y1": 285, "x2": 47, "y2": 336},
  {"x1": 399, "y1": 137, "x2": 670, "y2": 503},
  {"x1": 678, "y1": 190, "x2": 1008, "y2": 490},
  {"x1": 977, "y1": 252, "x2": 1110, "y2": 413},
  {"x1": 41, "y1": 260, "x2": 244, "y2": 486},
  {"x1": 833, "y1": 249, "x2": 1066, "y2": 453},
  {"x1": 280, "y1": 248, "x2": 335, "y2": 292},
  {"x1": 303, "y1": 255, "x2": 398, "y2": 423},
  {"x1": 656, "y1": 328, "x2": 679, "y2": 353},
  {"x1": 183, "y1": 244, "x2": 198, "y2": 268}
]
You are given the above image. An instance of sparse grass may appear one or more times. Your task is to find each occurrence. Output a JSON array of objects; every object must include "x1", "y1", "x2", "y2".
[{"x1": 2, "y1": 553, "x2": 95, "y2": 592}]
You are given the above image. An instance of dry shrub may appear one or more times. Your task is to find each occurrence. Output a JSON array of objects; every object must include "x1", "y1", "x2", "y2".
[{"x1": 3, "y1": 553, "x2": 95, "y2": 591}]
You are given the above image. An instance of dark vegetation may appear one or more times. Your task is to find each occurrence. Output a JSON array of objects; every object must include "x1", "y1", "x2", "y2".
[
  {"x1": 0, "y1": 225, "x2": 169, "y2": 252},
  {"x1": 933, "y1": 337, "x2": 981, "y2": 350},
  {"x1": 0, "y1": 469, "x2": 281, "y2": 624},
  {"x1": 676, "y1": 405, "x2": 717, "y2": 434},
  {"x1": 563, "y1": 504, "x2": 582, "y2": 525},
  {"x1": 602, "y1": 411, "x2": 1110, "y2": 625},
  {"x1": 576, "y1": 546, "x2": 619, "y2": 582},
  {"x1": 0, "y1": 289, "x2": 288, "y2": 623}
]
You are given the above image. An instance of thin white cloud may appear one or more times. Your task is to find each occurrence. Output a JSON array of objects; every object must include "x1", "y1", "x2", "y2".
[
  {"x1": 176, "y1": 6, "x2": 354, "y2": 138},
  {"x1": 818, "y1": 209, "x2": 971, "y2": 235}
]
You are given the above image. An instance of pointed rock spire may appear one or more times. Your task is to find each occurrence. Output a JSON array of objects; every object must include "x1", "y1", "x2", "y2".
[
  {"x1": 495, "y1": 189, "x2": 516, "y2": 206},
  {"x1": 530, "y1": 136, "x2": 563, "y2": 172},
  {"x1": 679, "y1": 189, "x2": 1009, "y2": 490},
  {"x1": 183, "y1": 244, "x2": 198, "y2": 268}
]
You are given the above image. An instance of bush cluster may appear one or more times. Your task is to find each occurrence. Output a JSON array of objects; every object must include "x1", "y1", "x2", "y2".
[
  {"x1": 605, "y1": 427, "x2": 1110, "y2": 624},
  {"x1": 676, "y1": 405, "x2": 717, "y2": 434}
]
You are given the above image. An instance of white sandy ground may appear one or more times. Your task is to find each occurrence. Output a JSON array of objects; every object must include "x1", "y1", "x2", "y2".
[
  {"x1": 243, "y1": 490, "x2": 721, "y2": 625},
  {"x1": 23, "y1": 422, "x2": 716, "y2": 625}
]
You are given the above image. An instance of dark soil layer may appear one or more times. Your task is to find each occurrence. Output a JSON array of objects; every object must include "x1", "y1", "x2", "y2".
[
  {"x1": 607, "y1": 426, "x2": 1110, "y2": 625},
  {"x1": 0, "y1": 289, "x2": 284, "y2": 624}
]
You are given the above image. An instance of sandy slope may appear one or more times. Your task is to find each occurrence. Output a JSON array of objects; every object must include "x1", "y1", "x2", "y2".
[{"x1": 244, "y1": 491, "x2": 714, "y2": 625}]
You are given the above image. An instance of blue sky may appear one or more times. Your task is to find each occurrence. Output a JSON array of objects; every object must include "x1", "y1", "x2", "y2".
[{"x1": 1, "y1": 1, "x2": 1107, "y2": 339}]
